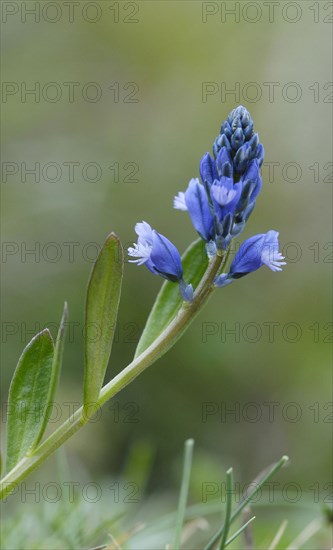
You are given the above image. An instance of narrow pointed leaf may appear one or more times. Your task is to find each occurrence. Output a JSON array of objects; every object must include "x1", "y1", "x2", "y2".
[
  {"x1": 34, "y1": 302, "x2": 68, "y2": 447},
  {"x1": 224, "y1": 516, "x2": 256, "y2": 547},
  {"x1": 134, "y1": 239, "x2": 208, "y2": 358},
  {"x1": 6, "y1": 329, "x2": 54, "y2": 472},
  {"x1": 84, "y1": 233, "x2": 123, "y2": 410},
  {"x1": 173, "y1": 439, "x2": 195, "y2": 550}
]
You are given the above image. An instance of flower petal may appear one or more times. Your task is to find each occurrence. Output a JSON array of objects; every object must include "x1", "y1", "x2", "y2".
[
  {"x1": 135, "y1": 221, "x2": 154, "y2": 244},
  {"x1": 185, "y1": 178, "x2": 215, "y2": 242},
  {"x1": 200, "y1": 152, "x2": 218, "y2": 186},
  {"x1": 230, "y1": 234, "x2": 266, "y2": 275},
  {"x1": 150, "y1": 231, "x2": 183, "y2": 281},
  {"x1": 173, "y1": 192, "x2": 188, "y2": 211}
]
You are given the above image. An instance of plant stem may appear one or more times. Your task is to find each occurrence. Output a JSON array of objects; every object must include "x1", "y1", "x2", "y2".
[{"x1": 0, "y1": 252, "x2": 224, "y2": 500}]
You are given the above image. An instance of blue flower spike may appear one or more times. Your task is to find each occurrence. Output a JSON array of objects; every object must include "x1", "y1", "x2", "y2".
[
  {"x1": 215, "y1": 231, "x2": 286, "y2": 287},
  {"x1": 128, "y1": 222, "x2": 193, "y2": 302},
  {"x1": 174, "y1": 105, "x2": 266, "y2": 249},
  {"x1": 131, "y1": 106, "x2": 285, "y2": 299}
]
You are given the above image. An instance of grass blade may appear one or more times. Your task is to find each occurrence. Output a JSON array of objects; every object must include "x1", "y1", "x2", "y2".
[
  {"x1": 219, "y1": 468, "x2": 233, "y2": 549},
  {"x1": 173, "y1": 438, "x2": 195, "y2": 549},
  {"x1": 204, "y1": 455, "x2": 289, "y2": 550},
  {"x1": 286, "y1": 519, "x2": 323, "y2": 550},
  {"x1": 224, "y1": 516, "x2": 256, "y2": 547},
  {"x1": 268, "y1": 519, "x2": 288, "y2": 550}
]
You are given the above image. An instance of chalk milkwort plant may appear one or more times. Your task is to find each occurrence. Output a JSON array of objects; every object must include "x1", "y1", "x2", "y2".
[{"x1": 1, "y1": 107, "x2": 288, "y2": 545}]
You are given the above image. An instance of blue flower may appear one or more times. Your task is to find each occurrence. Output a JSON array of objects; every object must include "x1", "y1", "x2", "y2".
[
  {"x1": 240, "y1": 159, "x2": 262, "y2": 202},
  {"x1": 235, "y1": 160, "x2": 262, "y2": 215},
  {"x1": 215, "y1": 147, "x2": 233, "y2": 178},
  {"x1": 174, "y1": 106, "x2": 269, "y2": 255},
  {"x1": 128, "y1": 222, "x2": 193, "y2": 301},
  {"x1": 200, "y1": 152, "x2": 218, "y2": 187},
  {"x1": 215, "y1": 230, "x2": 286, "y2": 287},
  {"x1": 233, "y1": 142, "x2": 253, "y2": 174},
  {"x1": 174, "y1": 178, "x2": 215, "y2": 242},
  {"x1": 210, "y1": 176, "x2": 242, "y2": 222},
  {"x1": 130, "y1": 108, "x2": 283, "y2": 302}
]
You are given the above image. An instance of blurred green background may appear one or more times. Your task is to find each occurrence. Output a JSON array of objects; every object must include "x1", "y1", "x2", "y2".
[{"x1": 1, "y1": 1, "x2": 332, "y2": 548}]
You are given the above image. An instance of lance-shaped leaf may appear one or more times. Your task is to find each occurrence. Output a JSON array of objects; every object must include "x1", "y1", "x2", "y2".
[
  {"x1": 34, "y1": 302, "x2": 68, "y2": 447},
  {"x1": 6, "y1": 329, "x2": 54, "y2": 472},
  {"x1": 135, "y1": 239, "x2": 208, "y2": 358},
  {"x1": 84, "y1": 233, "x2": 123, "y2": 411}
]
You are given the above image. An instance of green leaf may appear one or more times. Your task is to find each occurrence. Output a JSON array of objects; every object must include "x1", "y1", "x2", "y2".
[
  {"x1": 134, "y1": 238, "x2": 208, "y2": 358},
  {"x1": 6, "y1": 329, "x2": 55, "y2": 472},
  {"x1": 34, "y1": 302, "x2": 68, "y2": 447},
  {"x1": 83, "y1": 233, "x2": 123, "y2": 411}
]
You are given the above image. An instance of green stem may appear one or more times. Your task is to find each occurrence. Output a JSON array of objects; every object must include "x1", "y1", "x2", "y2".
[{"x1": 0, "y1": 252, "x2": 224, "y2": 501}]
